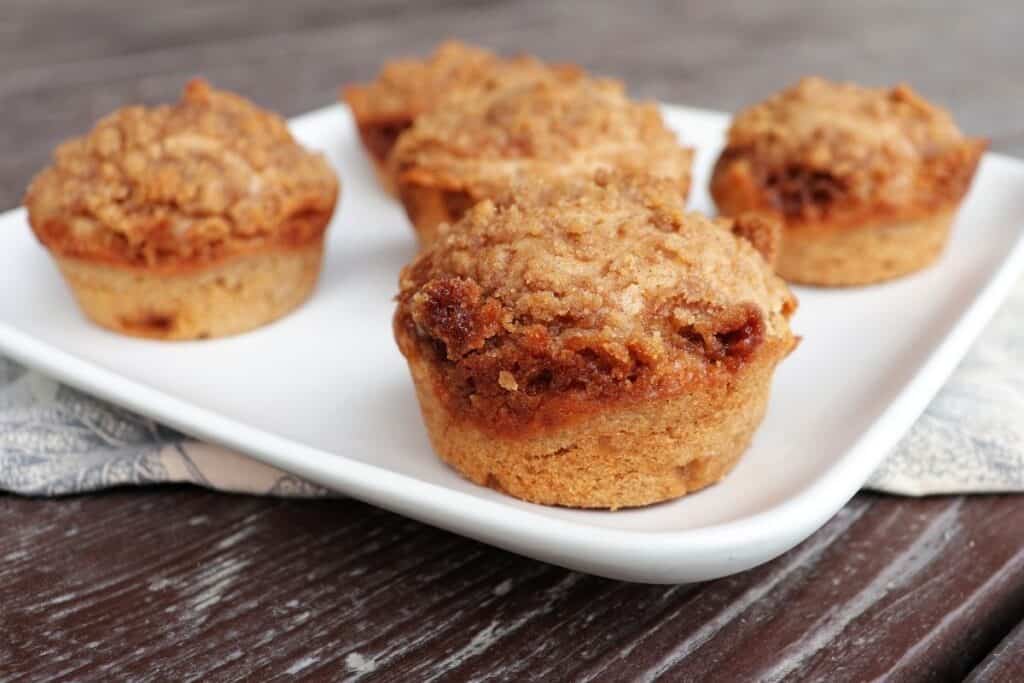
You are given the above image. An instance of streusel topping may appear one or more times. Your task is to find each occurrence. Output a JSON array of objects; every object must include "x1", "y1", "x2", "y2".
[
  {"x1": 395, "y1": 172, "x2": 795, "y2": 426},
  {"x1": 26, "y1": 79, "x2": 339, "y2": 267},
  {"x1": 714, "y1": 77, "x2": 985, "y2": 223},
  {"x1": 345, "y1": 41, "x2": 581, "y2": 122},
  {"x1": 391, "y1": 78, "x2": 693, "y2": 199}
]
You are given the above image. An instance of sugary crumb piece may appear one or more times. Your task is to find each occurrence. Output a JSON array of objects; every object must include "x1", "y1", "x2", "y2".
[{"x1": 498, "y1": 370, "x2": 519, "y2": 392}]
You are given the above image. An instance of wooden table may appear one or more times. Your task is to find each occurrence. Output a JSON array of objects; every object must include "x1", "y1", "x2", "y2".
[{"x1": 2, "y1": 2, "x2": 1023, "y2": 679}]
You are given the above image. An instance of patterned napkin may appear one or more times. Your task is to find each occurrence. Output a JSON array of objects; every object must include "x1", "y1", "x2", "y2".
[{"x1": 2, "y1": 277, "x2": 1023, "y2": 498}]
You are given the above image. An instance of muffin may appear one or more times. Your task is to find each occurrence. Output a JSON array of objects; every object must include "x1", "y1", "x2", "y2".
[
  {"x1": 394, "y1": 172, "x2": 797, "y2": 509},
  {"x1": 391, "y1": 77, "x2": 695, "y2": 245},
  {"x1": 343, "y1": 40, "x2": 582, "y2": 193},
  {"x1": 24, "y1": 79, "x2": 340, "y2": 340},
  {"x1": 711, "y1": 77, "x2": 987, "y2": 286}
]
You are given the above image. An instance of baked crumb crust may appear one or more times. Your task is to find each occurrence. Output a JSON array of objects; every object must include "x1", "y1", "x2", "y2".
[
  {"x1": 342, "y1": 41, "x2": 582, "y2": 166},
  {"x1": 394, "y1": 172, "x2": 796, "y2": 435},
  {"x1": 711, "y1": 77, "x2": 986, "y2": 228},
  {"x1": 25, "y1": 79, "x2": 339, "y2": 270}
]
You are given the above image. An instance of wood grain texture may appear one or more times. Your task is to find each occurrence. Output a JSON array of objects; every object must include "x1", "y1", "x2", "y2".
[
  {"x1": 2, "y1": 1, "x2": 1024, "y2": 680},
  {"x1": 3, "y1": 491, "x2": 1024, "y2": 681},
  {"x1": 969, "y1": 619, "x2": 1024, "y2": 682}
]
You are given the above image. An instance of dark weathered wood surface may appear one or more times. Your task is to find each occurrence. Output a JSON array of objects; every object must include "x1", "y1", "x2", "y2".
[
  {"x1": 2, "y1": 1, "x2": 1023, "y2": 680},
  {"x1": 968, "y1": 620, "x2": 1024, "y2": 682}
]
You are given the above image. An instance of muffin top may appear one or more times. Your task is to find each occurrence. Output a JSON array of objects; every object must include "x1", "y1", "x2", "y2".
[
  {"x1": 343, "y1": 40, "x2": 581, "y2": 124},
  {"x1": 391, "y1": 78, "x2": 694, "y2": 200},
  {"x1": 25, "y1": 79, "x2": 339, "y2": 268},
  {"x1": 395, "y1": 172, "x2": 795, "y2": 432},
  {"x1": 713, "y1": 77, "x2": 986, "y2": 225}
]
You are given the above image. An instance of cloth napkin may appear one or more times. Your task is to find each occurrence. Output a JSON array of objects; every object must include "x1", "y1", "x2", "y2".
[{"x1": 2, "y1": 278, "x2": 1023, "y2": 499}]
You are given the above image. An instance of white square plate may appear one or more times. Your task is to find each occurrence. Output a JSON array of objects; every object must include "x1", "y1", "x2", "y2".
[{"x1": 2, "y1": 104, "x2": 1022, "y2": 583}]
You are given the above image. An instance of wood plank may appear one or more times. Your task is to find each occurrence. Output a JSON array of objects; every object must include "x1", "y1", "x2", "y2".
[
  {"x1": 620, "y1": 496, "x2": 1024, "y2": 682},
  {"x1": 2, "y1": 491, "x2": 1024, "y2": 680},
  {"x1": 968, "y1": 618, "x2": 1024, "y2": 682}
]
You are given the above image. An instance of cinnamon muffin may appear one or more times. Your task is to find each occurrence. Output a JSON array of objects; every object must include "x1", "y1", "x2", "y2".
[
  {"x1": 394, "y1": 172, "x2": 796, "y2": 509},
  {"x1": 711, "y1": 77, "x2": 987, "y2": 286},
  {"x1": 390, "y1": 77, "x2": 695, "y2": 245},
  {"x1": 343, "y1": 40, "x2": 582, "y2": 193},
  {"x1": 25, "y1": 79, "x2": 340, "y2": 340}
]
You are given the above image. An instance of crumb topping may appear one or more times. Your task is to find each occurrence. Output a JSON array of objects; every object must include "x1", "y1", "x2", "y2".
[
  {"x1": 713, "y1": 77, "x2": 986, "y2": 224},
  {"x1": 344, "y1": 41, "x2": 581, "y2": 125},
  {"x1": 720, "y1": 212, "x2": 782, "y2": 266},
  {"x1": 25, "y1": 79, "x2": 339, "y2": 267},
  {"x1": 391, "y1": 77, "x2": 694, "y2": 202},
  {"x1": 395, "y1": 172, "x2": 795, "y2": 429}
]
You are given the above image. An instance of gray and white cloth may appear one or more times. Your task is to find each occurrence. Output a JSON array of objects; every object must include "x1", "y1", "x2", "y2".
[{"x1": 3, "y1": 278, "x2": 1024, "y2": 499}]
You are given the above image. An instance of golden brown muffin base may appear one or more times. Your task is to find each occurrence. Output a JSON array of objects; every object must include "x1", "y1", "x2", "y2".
[
  {"x1": 369, "y1": 152, "x2": 399, "y2": 196},
  {"x1": 404, "y1": 342, "x2": 783, "y2": 509},
  {"x1": 776, "y1": 210, "x2": 954, "y2": 286},
  {"x1": 54, "y1": 240, "x2": 324, "y2": 340},
  {"x1": 397, "y1": 181, "x2": 476, "y2": 245},
  {"x1": 348, "y1": 112, "x2": 406, "y2": 196}
]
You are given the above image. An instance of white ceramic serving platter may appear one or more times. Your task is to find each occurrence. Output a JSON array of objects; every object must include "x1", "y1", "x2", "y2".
[{"x1": 2, "y1": 103, "x2": 1022, "y2": 583}]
